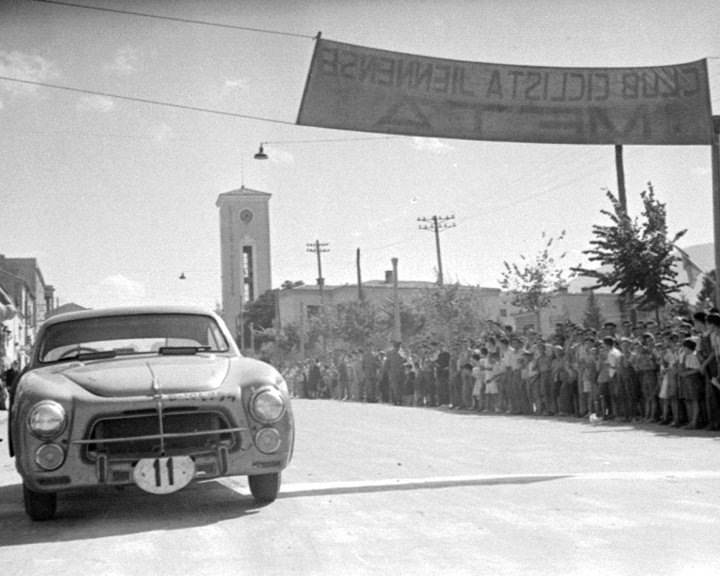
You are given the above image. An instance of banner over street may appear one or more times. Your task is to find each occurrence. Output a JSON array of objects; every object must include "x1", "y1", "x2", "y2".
[{"x1": 297, "y1": 39, "x2": 713, "y2": 145}]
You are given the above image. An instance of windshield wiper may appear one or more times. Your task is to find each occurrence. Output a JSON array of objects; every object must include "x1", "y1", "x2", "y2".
[
  {"x1": 58, "y1": 350, "x2": 118, "y2": 362},
  {"x1": 158, "y1": 346, "x2": 212, "y2": 356}
]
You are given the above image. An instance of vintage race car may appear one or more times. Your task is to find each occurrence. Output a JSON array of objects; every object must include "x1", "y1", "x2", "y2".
[{"x1": 8, "y1": 305, "x2": 294, "y2": 520}]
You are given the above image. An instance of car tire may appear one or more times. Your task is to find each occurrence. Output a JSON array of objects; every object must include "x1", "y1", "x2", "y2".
[
  {"x1": 23, "y1": 484, "x2": 57, "y2": 521},
  {"x1": 248, "y1": 472, "x2": 281, "y2": 503}
]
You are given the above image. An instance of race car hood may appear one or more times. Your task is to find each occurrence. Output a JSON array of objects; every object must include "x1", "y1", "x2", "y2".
[{"x1": 48, "y1": 355, "x2": 231, "y2": 398}]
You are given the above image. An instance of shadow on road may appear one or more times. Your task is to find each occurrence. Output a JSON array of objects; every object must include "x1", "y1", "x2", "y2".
[
  {"x1": 0, "y1": 480, "x2": 265, "y2": 547},
  {"x1": 438, "y1": 406, "x2": 720, "y2": 440},
  {"x1": 277, "y1": 473, "x2": 571, "y2": 499}
]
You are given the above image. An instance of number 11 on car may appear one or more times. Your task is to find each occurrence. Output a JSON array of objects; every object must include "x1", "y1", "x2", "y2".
[{"x1": 133, "y1": 456, "x2": 195, "y2": 494}]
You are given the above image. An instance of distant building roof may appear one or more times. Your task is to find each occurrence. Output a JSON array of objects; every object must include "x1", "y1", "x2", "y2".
[
  {"x1": 216, "y1": 186, "x2": 272, "y2": 206},
  {"x1": 47, "y1": 302, "x2": 89, "y2": 318}
]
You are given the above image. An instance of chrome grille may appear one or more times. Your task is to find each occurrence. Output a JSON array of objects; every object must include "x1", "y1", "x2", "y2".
[{"x1": 84, "y1": 409, "x2": 236, "y2": 459}]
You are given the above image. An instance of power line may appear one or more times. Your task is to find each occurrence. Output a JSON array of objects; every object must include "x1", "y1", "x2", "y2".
[
  {"x1": 34, "y1": 0, "x2": 317, "y2": 40},
  {"x1": 0, "y1": 75, "x2": 296, "y2": 126}
]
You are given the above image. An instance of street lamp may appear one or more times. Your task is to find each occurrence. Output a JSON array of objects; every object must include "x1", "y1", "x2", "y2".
[{"x1": 253, "y1": 144, "x2": 269, "y2": 160}]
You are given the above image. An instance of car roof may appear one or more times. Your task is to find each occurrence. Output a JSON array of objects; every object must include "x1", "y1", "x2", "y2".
[{"x1": 41, "y1": 305, "x2": 220, "y2": 327}]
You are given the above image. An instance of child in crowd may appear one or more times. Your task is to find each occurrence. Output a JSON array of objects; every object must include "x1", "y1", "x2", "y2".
[
  {"x1": 658, "y1": 334, "x2": 679, "y2": 425},
  {"x1": 485, "y1": 351, "x2": 501, "y2": 413},
  {"x1": 460, "y1": 363, "x2": 474, "y2": 409},
  {"x1": 596, "y1": 338, "x2": 613, "y2": 419},
  {"x1": 471, "y1": 352, "x2": 484, "y2": 411}
]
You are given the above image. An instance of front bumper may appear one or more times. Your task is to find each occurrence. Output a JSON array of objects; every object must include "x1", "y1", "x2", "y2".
[{"x1": 16, "y1": 399, "x2": 293, "y2": 492}]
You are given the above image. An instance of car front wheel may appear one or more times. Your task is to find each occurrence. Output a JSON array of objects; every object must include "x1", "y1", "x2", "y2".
[
  {"x1": 23, "y1": 484, "x2": 57, "y2": 521},
  {"x1": 248, "y1": 472, "x2": 281, "y2": 503}
]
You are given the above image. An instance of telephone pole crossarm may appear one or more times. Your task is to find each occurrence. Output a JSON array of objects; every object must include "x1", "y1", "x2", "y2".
[
  {"x1": 417, "y1": 215, "x2": 456, "y2": 286},
  {"x1": 307, "y1": 240, "x2": 330, "y2": 302}
]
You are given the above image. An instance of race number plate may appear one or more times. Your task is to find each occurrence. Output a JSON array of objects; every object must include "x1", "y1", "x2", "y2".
[{"x1": 133, "y1": 456, "x2": 195, "y2": 494}]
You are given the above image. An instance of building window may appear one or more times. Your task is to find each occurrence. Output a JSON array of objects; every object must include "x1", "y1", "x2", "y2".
[{"x1": 242, "y1": 246, "x2": 254, "y2": 302}]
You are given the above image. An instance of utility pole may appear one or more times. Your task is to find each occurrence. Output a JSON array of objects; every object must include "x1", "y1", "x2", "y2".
[
  {"x1": 418, "y1": 215, "x2": 456, "y2": 286},
  {"x1": 306, "y1": 240, "x2": 329, "y2": 304},
  {"x1": 615, "y1": 144, "x2": 627, "y2": 213},
  {"x1": 356, "y1": 248, "x2": 364, "y2": 301},
  {"x1": 392, "y1": 258, "x2": 401, "y2": 342}
]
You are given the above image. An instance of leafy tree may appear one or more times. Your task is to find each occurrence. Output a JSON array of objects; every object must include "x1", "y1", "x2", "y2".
[
  {"x1": 334, "y1": 300, "x2": 381, "y2": 350},
  {"x1": 668, "y1": 295, "x2": 693, "y2": 319},
  {"x1": 377, "y1": 298, "x2": 427, "y2": 346},
  {"x1": 572, "y1": 184, "x2": 686, "y2": 321},
  {"x1": 583, "y1": 290, "x2": 605, "y2": 329},
  {"x1": 696, "y1": 269, "x2": 717, "y2": 308},
  {"x1": 499, "y1": 231, "x2": 572, "y2": 332},
  {"x1": 244, "y1": 290, "x2": 276, "y2": 331},
  {"x1": 410, "y1": 283, "x2": 490, "y2": 346},
  {"x1": 280, "y1": 279, "x2": 304, "y2": 290},
  {"x1": 242, "y1": 280, "x2": 304, "y2": 352}
]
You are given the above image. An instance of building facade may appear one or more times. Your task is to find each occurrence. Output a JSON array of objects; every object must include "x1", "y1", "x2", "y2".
[
  {"x1": 0, "y1": 256, "x2": 55, "y2": 370},
  {"x1": 277, "y1": 273, "x2": 511, "y2": 332},
  {"x1": 216, "y1": 186, "x2": 272, "y2": 339}
]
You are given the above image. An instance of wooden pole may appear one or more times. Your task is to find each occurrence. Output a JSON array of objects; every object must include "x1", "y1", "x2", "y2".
[
  {"x1": 392, "y1": 258, "x2": 401, "y2": 342},
  {"x1": 356, "y1": 248, "x2": 363, "y2": 301},
  {"x1": 299, "y1": 302, "x2": 306, "y2": 360},
  {"x1": 615, "y1": 144, "x2": 627, "y2": 212}
]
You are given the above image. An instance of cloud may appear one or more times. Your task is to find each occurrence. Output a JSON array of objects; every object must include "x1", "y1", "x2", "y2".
[
  {"x1": 223, "y1": 78, "x2": 249, "y2": 90},
  {"x1": 104, "y1": 46, "x2": 140, "y2": 75},
  {"x1": 77, "y1": 95, "x2": 115, "y2": 113},
  {"x1": 0, "y1": 50, "x2": 58, "y2": 98},
  {"x1": 265, "y1": 145, "x2": 294, "y2": 164},
  {"x1": 691, "y1": 166, "x2": 711, "y2": 177},
  {"x1": 82, "y1": 275, "x2": 148, "y2": 308},
  {"x1": 147, "y1": 123, "x2": 174, "y2": 142},
  {"x1": 410, "y1": 137, "x2": 453, "y2": 153}
]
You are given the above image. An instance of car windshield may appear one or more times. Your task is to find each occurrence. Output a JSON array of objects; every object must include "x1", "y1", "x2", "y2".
[{"x1": 38, "y1": 313, "x2": 231, "y2": 363}]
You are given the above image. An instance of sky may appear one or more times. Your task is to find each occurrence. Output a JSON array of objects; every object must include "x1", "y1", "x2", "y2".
[{"x1": 1, "y1": 0, "x2": 719, "y2": 312}]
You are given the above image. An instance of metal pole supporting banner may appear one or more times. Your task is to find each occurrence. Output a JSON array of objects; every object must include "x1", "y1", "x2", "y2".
[{"x1": 712, "y1": 117, "x2": 720, "y2": 309}]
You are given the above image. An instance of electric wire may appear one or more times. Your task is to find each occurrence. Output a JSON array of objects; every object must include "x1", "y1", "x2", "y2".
[
  {"x1": 34, "y1": 0, "x2": 316, "y2": 40},
  {"x1": 0, "y1": 75, "x2": 296, "y2": 126}
]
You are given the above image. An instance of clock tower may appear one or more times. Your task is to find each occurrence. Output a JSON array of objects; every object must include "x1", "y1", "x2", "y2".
[{"x1": 216, "y1": 186, "x2": 272, "y2": 340}]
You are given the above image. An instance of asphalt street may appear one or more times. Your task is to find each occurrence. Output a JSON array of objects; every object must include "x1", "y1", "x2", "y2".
[{"x1": 1, "y1": 400, "x2": 719, "y2": 576}]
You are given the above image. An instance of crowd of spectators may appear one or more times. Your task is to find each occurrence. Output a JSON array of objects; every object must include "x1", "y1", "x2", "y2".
[{"x1": 282, "y1": 311, "x2": 720, "y2": 432}]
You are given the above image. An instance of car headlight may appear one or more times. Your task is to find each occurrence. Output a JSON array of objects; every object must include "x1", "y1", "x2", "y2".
[
  {"x1": 28, "y1": 401, "x2": 67, "y2": 439},
  {"x1": 35, "y1": 443, "x2": 66, "y2": 470},
  {"x1": 250, "y1": 387, "x2": 285, "y2": 423},
  {"x1": 255, "y1": 428, "x2": 282, "y2": 454}
]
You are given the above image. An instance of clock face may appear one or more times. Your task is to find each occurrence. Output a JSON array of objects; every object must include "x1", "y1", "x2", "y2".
[{"x1": 240, "y1": 209, "x2": 254, "y2": 225}]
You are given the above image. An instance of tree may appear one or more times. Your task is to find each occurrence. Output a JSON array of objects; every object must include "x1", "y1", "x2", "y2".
[
  {"x1": 572, "y1": 184, "x2": 686, "y2": 321},
  {"x1": 410, "y1": 283, "x2": 490, "y2": 347},
  {"x1": 334, "y1": 300, "x2": 381, "y2": 350},
  {"x1": 499, "y1": 231, "x2": 572, "y2": 333},
  {"x1": 583, "y1": 290, "x2": 605, "y2": 329},
  {"x1": 280, "y1": 280, "x2": 304, "y2": 290},
  {"x1": 696, "y1": 269, "x2": 717, "y2": 308},
  {"x1": 242, "y1": 280, "x2": 304, "y2": 353},
  {"x1": 377, "y1": 298, "x2": 427, "y2": 345}
]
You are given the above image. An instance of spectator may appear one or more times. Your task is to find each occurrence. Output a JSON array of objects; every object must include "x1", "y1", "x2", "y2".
[
  {"x1": 403, "y1": 363, "x2": 416, "y2": 406},
  {"x1": 679, "y1": 338, "x2": 703, "y2": 430}
]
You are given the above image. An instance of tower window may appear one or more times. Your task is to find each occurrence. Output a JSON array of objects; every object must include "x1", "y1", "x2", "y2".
[{"x1": 242, "y1": 246, "x2": 254, "y2": 302}]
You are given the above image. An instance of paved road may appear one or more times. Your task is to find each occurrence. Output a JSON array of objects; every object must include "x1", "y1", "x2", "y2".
[{"x1": 1, "y1": 400, "x2": 719, "y2": 575}]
